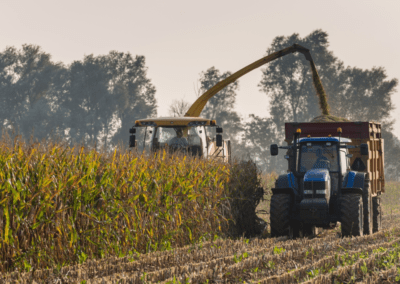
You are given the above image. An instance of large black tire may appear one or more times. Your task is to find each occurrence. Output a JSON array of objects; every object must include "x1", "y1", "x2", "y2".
[
  {"x1": 340, "y1": 194, "x2": 363, "y2": 237},
  {"x1": 362, "y1": 177, "x2": 373, "y2": 235},
  {"x1": 373, "y1": 196, "x2": 382, "y2": 233},
  {"x1": 270, "y1": 194, "x2": 291, "y2": 237}
]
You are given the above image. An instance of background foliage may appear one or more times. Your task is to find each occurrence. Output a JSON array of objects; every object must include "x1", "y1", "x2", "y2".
[
  {"x1": 1, "y1": 29, "x2": 399, "y2": 178},
  {"x1": 0, "y1": 46, "x2": 157, "y2": 148}
]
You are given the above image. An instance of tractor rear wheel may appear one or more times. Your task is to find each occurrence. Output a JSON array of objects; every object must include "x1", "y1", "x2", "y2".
[
  {"x1": 373, "y1": 196, "x2": 382, "y2": 233},
  {"x1": 340, "y1": 194, "x2": 363, "y2": 237},
  {"x1": 270, "y1": 194, "x2": 291, "y2": 237},
  {"x1": 362, "y1": 178, "x2": 373, "y2": 235}
]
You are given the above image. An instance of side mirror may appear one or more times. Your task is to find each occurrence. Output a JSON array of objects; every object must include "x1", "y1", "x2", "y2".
[
  {"x1": 216, "y1": 134, "x2": 223, "y2": 147},
  {"x1": 129, "y1": 128, "x2": 136, "y2": 134},
  {"x1": 360, "y1": 143, "x2": 368, "y2": 156},
  {"x1": 216, "y1": 127, "x2": 223, "y2": 133},
  {"x1": 129, "y1": 135, "x2": 136, "y2": 148},
  {"x1": 270, "y1": 144, "x2": 278, "y2": 156}
]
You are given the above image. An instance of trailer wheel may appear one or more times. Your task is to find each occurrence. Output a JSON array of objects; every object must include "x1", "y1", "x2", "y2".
[
  {"x1": 362, "y1": 178, "x2": 373, "y2": 235},
  {"x1": 270, "y1": 194, "x2": 291, "y2": 237},
  {"x1": 340, "y1": 194, "x2": 363, "y2": 237},
  {"x1": 373, "y1": 196, "x2": 382, "y2": 233}
]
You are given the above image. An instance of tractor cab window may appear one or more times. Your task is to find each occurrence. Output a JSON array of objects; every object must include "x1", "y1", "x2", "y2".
[
  {"x1": 152, "y1": 126, "x2": 206, "y2": 156},
  {"x1": 299, "y1": 143, "x2": 338, "y2": 172},
  {"x1": 155, "y1": 127, "x2": 176, "y2": 145}
]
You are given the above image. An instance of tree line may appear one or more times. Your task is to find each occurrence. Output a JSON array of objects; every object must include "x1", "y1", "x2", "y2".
[
  {"x1": 1, "y1": 30, "x2": 399, "y2": 179},
  {"x1": 0, "y1": 46, "x2": 157, "y2": 148}
]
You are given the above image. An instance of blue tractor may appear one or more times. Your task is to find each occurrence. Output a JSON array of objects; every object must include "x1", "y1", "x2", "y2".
[{"x1": 270, "y1": 125, "x2": 383, "y2": 238}]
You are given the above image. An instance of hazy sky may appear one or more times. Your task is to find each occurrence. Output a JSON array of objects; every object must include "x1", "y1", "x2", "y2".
[{"x1": 2, "y1": 0, "x2": 400, "y2": 137}]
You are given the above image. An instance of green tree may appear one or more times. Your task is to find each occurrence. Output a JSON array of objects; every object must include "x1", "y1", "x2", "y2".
[
  {"x1": 198, "y1": 67, "x2": 245, "y2": 156},
  {"x1": 62, "y1": 54, "x2": 111, "y2": 145},
  {"x1": 0, "y1": 46, "x2": 157, "y2": 149},
  {"x1": 259, "y1": 30, "x2": 339, "y2": 137},
  {"x1": 60, "y1": 51, "x2": 157, "y2": 148},
  {"x1": 108, "y1": 52, "x2": 157, "y2": 146},
  {"x1": 0, "y1": 44, "x2": 65, "y2": 140},
  {"x1": 329, "y1": 66, "x2": 396, "y2": 123},
  {"x1": 244, "y1": 115, "x2": 280, "y2": 171}
]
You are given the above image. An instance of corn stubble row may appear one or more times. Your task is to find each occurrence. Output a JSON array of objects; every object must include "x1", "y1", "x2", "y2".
[
  {"x1": 0, "y1": 140, "x2": 262, "y2": 274},
  {"x1": 4, "y1": 214, "x2": 400, "y2": 283}
]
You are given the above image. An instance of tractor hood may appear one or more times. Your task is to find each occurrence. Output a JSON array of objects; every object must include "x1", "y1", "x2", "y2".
[
  {"x1": 302, "y1": 169, "x2": 331, "y2": 202},
  {"x1": 304, "y1": 169, "x2": 330, "y2": 182}
]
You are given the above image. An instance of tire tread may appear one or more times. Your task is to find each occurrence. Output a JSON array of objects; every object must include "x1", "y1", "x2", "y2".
[
  {"x1": 340, "y1": 194, "x2": 363, "y2": 237},
  {"x1": 270, "y1": 194, "x2": 291, "y2": 237}
]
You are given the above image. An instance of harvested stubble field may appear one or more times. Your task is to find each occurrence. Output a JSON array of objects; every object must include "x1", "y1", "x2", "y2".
[{"x1": 4, "y1": 213, "x2": 400, "y2": 283}]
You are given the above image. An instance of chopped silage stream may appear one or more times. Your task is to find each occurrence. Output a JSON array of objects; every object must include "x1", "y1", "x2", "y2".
[{"x1": 3, "y1": 214, "x2": 400, "y2": 283}]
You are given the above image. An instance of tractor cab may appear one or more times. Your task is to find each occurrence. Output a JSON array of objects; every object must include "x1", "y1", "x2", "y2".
[
  {"x1": 297, "y1": 137, "x2": 352, "y2": 175},
  {"x1": 129, "y1": 117, "x2": 230, "y2": 162}
]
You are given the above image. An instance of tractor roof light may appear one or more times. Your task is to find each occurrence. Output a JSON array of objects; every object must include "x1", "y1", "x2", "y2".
[
  {"x1": 141, "y1": 121, "x2": 157, "y2": 127},
  {"x1": 296, "y1": 128, "x2": 301, "y2": 134},
  {"x1": 337, "y1": 127, "x2": 342, "y2": 134},
  {"x1": 307, "y1": 134, "x2": 311, "y2": 138},
  {"x1": 188, "y1": 121, "x2": 206, "y2": 127},
  {"x1": 211, "y1": 120, "x2": 216, "y2": 126},
  {"x1": 328, "y1": 134, "x2": 332, "y2": 137},
  {"x1": 135, "y1": 120, "x2": 140, "y2": 126}
]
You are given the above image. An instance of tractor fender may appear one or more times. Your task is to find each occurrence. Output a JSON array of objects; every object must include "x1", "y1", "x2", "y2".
[
  {"x1": 272, "y1": 172, "x2": 299, "y2": 197},
  {"x1": 341, "y1": 171, "x2": 367, "y2": 195}
]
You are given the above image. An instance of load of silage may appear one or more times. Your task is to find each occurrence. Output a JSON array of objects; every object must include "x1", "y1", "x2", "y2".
[{"x1": 311, "y1": 115, "x2": 350, "y2": 123}]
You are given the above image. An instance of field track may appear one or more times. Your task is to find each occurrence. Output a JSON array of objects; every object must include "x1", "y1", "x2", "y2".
[{"x1": 4, "y1": 214, "x2": 400, "y2": 283}]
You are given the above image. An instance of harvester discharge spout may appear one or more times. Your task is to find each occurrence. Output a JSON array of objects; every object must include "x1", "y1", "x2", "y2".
[{"x1": 185, "y1": 43, "x2": 329, "y2": 118}]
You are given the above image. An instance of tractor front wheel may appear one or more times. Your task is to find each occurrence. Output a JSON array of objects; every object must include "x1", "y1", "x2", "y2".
[
  {"x1": 340, "y1": 194, "x2": 364, "y2": 237},
  {"x1": 270, "y1": 194, "x2": 291, "y2": 237}
]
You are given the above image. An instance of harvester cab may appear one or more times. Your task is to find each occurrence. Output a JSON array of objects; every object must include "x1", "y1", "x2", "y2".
[
  {"x1": 270, "y1": 122, "x2": 384, "y2": 239},
  {"x1": 129, "y1": 117, "x2": 230, "y2": 162}
]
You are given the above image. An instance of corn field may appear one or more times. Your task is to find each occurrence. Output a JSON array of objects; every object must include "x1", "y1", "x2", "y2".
[{"x1": 0, "y1": 139, "x2": 263, "y2": 275}]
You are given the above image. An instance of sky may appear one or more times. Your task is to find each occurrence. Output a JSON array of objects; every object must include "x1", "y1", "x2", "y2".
[{"x1": 1, "y1": 0, "x2": 400, "y2": 137}]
